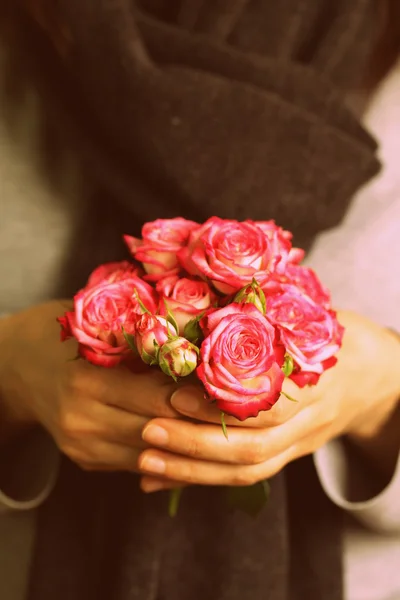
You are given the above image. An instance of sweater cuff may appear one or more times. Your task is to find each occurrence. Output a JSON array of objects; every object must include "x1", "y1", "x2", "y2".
[
  {"x1": 0, "y1": 428, "x2": 59, "y2": 512},
  {"x1": 314, "y1": 437, "x2": 400, "y2": 533}
]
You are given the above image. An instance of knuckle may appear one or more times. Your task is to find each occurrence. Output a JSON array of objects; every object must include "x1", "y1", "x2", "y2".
[
  {"x1": 266, "y1": 455, "x2": 287, "y2": 479},
  {"x1": 58, "y1": 408, "x2": 101, "y2": 441},
  {"x1": 264, "y1": 405, "x2": 286, "y2": 428},
  {"x1": 232, "y1": 467, "x2": 258, "y2": 487},
  {"x1": 58, "y1": 409, "x2": 82, "y2": 438},
  {"x1": 60, "y1": 442, "x2": 87, "y2": 465},
  {"x1": 186, "y1": 436, "x2": 202, "y2": 459},
  {"x1": 172, "y1": 461, "x2": 195, "y2": 484},
  {"x1": 319, "y1": 402, "x2": 338, "y2": 428},
  {"x1": 66, "y1": 363, "x2": 107, "y2": 401},
  {"x1": 152, "y1": 389, "x2": 177, "y2": 418},
  {"x1": 270, "y1": 414, "x2": 285, "y2": 428},
  {"x1": 65, "y1": 366, "x2": 89, "y2": 395},
  {"x1": 242, "y1": 439, "x2": 266, "y2": 465},
  {"x1": 77, "y1": 461, "x2": 97, "y2": 472}
]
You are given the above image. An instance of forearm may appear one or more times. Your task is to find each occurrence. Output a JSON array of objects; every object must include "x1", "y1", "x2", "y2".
[
  {"x1": 346, "y1": 328, "x2": 400, "y2": 482},
  {"x1": 0, "y1": 300, "x2": 71, "y2": 445},
  {"x1": 0, "y1": 316, "x2": 33, "y2": 444},
  {"x1": 0, "y1": 395, "x2": 33, "y2": 446}
]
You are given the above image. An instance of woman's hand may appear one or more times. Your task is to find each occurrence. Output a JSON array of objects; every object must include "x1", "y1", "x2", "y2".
[
  {"x1": 138, "y1": 311, "x2": 400, "y2": 491},
  {"x1": 0, "y1": 301, "x2": 179, "y2": 472}
]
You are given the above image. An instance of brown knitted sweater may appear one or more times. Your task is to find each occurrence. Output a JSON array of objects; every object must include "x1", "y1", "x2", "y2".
[{"x1": 3, "y1": 2, "x2": 382, "y2": 599}]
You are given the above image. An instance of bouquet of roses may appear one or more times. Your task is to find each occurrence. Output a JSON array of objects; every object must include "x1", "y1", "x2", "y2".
[{"x1": 58, "y1": 217, "x2": 343, "y2": 513}]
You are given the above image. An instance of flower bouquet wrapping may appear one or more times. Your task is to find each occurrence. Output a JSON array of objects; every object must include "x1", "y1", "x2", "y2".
[{"x1": 58, "y1": 217, "x2": 343, "y2": 515}]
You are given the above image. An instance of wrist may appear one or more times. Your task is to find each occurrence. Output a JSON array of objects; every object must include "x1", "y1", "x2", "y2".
[
  {"x1": 346, "y1": 398, "x2": 400, "y2": 482},
  {"x1": 0, "y1": 320, "x2": 36, "y2": 443},
  {"x1": 0, "y1": 303, "x2": 71, "y2": 443},
  {"x1": 345, "y1": 326, "x2": 400, "y2": 478},
  {"x1": 0, "y1": 394, "x2": 36, "y2": 445}
]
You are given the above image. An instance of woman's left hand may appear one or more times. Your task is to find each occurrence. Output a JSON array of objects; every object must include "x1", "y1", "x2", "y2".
[{"x1": 138, "y1": 311, "x2": 400, "y2": 491}]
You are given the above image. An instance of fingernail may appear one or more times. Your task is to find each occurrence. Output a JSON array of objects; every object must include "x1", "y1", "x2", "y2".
[
  {"x1": 142, "y1": 425, "x2": 169, "y2": 446},
  {"x1": 170, "y1": 388, "x2": 200, "y2": 414},
  {"x1": 140, "y1": 455, "x2": 166, "y2": 474},
  {"x1": 141, "y1": 479, "x2": 167, "y2": 493}
]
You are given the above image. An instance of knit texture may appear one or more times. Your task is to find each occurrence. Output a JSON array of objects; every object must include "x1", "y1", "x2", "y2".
[{"x1": 2, "y1": 2, "x2": 381, "y2": 599}]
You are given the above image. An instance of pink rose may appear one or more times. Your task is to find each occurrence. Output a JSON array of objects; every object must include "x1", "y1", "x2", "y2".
[
  {"x1": 263, "y1": 264, "x2": 331, "y2": 308},
  {"x1": 255, "y1": 220, "x2": 305, "y2": 267},
  {"x1": 124, "y1": 218, "x2": 200, "y2": 281},
  {"x1": 57, "y1": 276, "x2": 158, "y2": 367},
  {"x1": 86, "y1": 261, "x2": 141, "y2": 288},
  {"x1": 179, "y1": 217, "x2": 289, "y2": 295},
  {"x1": 157, "y1": 275, "x2": 216, "y2": 334},
  {"x1": 158, "y1": 337, "x2": 199, "y2": 379},
  {"x1": 135, "y1": 313, "x2": 177, "y2": 364},
  {"x1": 265, "y1": 286, "x2": 343, "y2": 387},
  {"x1": 197, "y1": 303, "x2": 285, "y2": 420}
]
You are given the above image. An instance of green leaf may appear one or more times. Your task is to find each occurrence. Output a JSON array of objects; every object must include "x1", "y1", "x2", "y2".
[
  {"x1": 227, "y1": 480, "x2": 271, "y2": 517},
  {"x1": 234, "y1": 279, "x2": 266, "y2": 315},
  {"x1": 159, "y1": 360, "x2": 178, "y2": 382},
  {"x1": 180, "y1": 359, "x2": 195, "y2": 377},
  {"x1": 134, "y1": 289, "x2": 151, "y2": 314},
  {"x1": 251, "y1": 278, "x2": 266, "y2": 313},
  {"x1": 67, "y1": 355, "x2": 81, "y2": 362},
  {"x1": 166, "y1": 312, "x2": 179, "y2": 336},
  {"x1": 161, "y1": 300, "x2": 179, "y2": 336},
  {"x1": 220, "y1": 412, "x2": 229, "y2": 440},
  {"x1": 122, "y1": 326, "x2": 137, "y2": 353},
  {"x1": 168, "y1": 487, "x2": 183, "y2": 518},
  {"x1": 281, "y1": 390, "x2": 298, "y2": 403},
  {"x1": 141, "y1": 347, "x2": 155, "y2": 365},
  {"x1": 282, "y1": 354, "x2": 294, "y2": 377},
  {"x1": 183, "y1": 314, "x2": 204, "y2": 344},
  {"x1": 190, "y1": 343, "x2": 200, "y2": 356},
  {"x1": 257, "y1": 286, "x2": 267, "y2": 315}
]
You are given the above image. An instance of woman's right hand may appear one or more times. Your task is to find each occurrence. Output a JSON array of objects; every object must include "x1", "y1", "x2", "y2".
[{"x1": 0, "y1": 300, "x2": 179, "y2": 472}]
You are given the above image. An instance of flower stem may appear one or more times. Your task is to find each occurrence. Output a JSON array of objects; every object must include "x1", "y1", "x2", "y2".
[
  {"x1": 221, "y1": 412, "x2": 229, "y2": 440},
  {"x1": 281, "y1": 391, "x2": 298, "y2": 403},
  {"x1": 168, "y1": 487, "x2": 183, "y2": 518}
]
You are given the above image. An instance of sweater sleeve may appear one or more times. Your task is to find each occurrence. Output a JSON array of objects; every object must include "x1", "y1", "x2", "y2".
[
  {"x1": 0, "y1": 428, "x2": 59, "y2": 513},
  {"x1": 314, "y1": 438, "x2": 400, "y2": 534},
  {"x1": 0, "y1": 310, "x2": 60, "y2": 512}
]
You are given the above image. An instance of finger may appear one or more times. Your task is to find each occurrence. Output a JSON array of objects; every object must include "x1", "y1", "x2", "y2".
[
  {"x1": 142, "y1": 399, "x2": 333, "y2": 466},
  {"x1": 68, "y1": 440, "x2": 142, "y2": 472},
  {"x1": 140, "y1": 476, "x2": 188, "y2": 493},
  {"x1": 139, "y1": 402, "x2": 335, "y2": 485},
  {"x1": 141, "y1": 419, "x2": 286, "y2": 465},
  {"x1": 87, "y1": 402, "x2": 150, "y2": 448},
  {"x1": 138, "y1": 447, "x2": 293, "y2": 487},
  {"x1": 59, "y1": 396, "x2": 150, "y2": 449},
  {"x1": 170, "y1": 380, "x2": 305, "y2": 429},
  {"x1": 70, "y1": 362, "x2": 179, "y2": 418}
]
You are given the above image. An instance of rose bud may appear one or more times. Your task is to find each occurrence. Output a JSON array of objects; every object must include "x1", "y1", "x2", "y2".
[
  {"x1": 135, "y1": 313, "x2": 177, "y2": 364},
  {"x1": 158, "y1": 337, "x2": 199, "y2": 379},
  {"x1": 234, "y1": 279, "x2": 266, "y2": 315}
]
